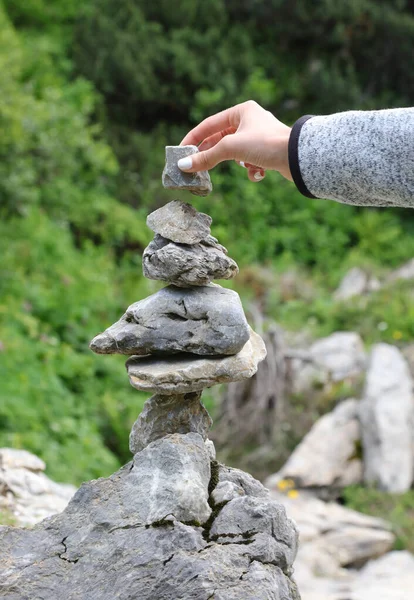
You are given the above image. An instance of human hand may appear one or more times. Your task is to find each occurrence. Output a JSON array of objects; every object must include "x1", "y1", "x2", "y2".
[{"x1": 179, "y1": 100, "x2": 292, "y2": 183}]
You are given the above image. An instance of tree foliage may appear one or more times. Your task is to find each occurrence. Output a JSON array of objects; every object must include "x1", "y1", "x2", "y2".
[{"x1": 1, "y1": 0, "x2": 414, "y2": 483}]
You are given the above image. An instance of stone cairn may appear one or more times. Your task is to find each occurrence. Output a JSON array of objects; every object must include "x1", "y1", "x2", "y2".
[{"x1": 0, "y1": 147, "x2": 300, "y2": 600}]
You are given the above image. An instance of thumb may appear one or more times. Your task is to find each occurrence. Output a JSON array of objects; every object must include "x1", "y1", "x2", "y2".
[{"x1": 178, "y1": 140, "x2": 230, "y2": 173}]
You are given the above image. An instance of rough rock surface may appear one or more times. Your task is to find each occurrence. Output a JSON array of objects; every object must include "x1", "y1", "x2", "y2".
[
  {"x1": 266, "y1": 399, "x2": 362, "y2": 491},
  {"x1": 90, "y1": 284, "x2": 250, "y2": 357},
  {"x1": 143, "y1": 233, "x2": 238, "y2": 287},
  {"x1": 359, "y1": 343, "x2": 414, "y2": 492},
  {"x1": 147, "y1": 200, "x2": 212, "y2": 244},
  {"x1": 162, "y1": 147, "x2": 213, "y2": 197},
  {"x1": 127, "y1": 328, "x2": 267, "y2": 394},
  {"x1": 131, "y1": 433, "x2": 211, "y2": 524},
  {"x1": 0, "y1": 448, "x2": 76, "y2": 527},
  {"x1": 0, "y1": 449, "x2": 300, "y2": 600},
  {"x1": 129, "y1": 392, "x2": 212, "y2": 454}
]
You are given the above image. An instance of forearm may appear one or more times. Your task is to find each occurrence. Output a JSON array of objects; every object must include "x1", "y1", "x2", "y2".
[{"x1": 288, "y1": 108, "x2": 414, "y2": 208}]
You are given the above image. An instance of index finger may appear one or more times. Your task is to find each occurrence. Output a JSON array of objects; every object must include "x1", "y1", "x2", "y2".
[{"x1": 180, "y1": 106, "x2": 241, "y2": 146}]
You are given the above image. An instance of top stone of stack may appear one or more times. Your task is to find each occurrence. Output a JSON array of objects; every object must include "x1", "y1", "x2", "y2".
[{"x1": 162, "y1": 146, "x2": 212, "y2": 197}]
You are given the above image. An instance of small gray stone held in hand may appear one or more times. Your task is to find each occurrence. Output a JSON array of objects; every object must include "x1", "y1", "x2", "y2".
[
  {"x1": 162, "y1": 146, "x2": 212, "y2": 197},
  {"x1": 90, "y1": 284, "x2": 250, "y2": 357},
  {"x1": 143, "y1": 234, "x2": 239, "y2": 287},
  {"x1": 146, "y1": 199, "x2": 212, "y2": 244}
]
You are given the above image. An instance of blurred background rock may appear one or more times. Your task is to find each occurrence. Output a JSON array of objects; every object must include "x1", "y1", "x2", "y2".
[{"x1": 1, "y1": 1, "x2": 414, "y2": 596}]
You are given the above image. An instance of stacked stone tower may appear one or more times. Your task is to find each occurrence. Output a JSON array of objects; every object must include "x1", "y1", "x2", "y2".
[
  {"x1": 90, "y1": 199, "x2": 267, "y2": 456},
  {"x1": 0, "y1": 149, "x2": 300, "y2": 600}
]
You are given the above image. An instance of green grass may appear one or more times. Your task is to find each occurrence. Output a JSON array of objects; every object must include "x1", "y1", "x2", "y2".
[{"x1": 343, "y1": 485, "x2": 414, "y2": 553}]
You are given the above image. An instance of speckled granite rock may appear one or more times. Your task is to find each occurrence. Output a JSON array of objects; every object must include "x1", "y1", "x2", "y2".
[
  {"x1": 90, "y1": 285, "x2": 250, "y2": 357},
  {"x1": 126, "y1": 328, "x2": 266, "y2": 394},
  {"x1": 162, "y1": 147, "x2": 212, "y2": 197},
  {"x1": 129, "y1": 392, "x2": 212, "y2": 454},
  {"x1": 143, "y1": 234, "x2": 238, "y2": 287}
]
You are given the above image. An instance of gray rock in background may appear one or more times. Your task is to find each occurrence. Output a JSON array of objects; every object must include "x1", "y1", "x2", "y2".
[
  {"x1": 266, "y1": 399, "x2": 362, "y2": 491},
  {"x1": 162, "y1": 147, "x2": 212, "y2": 197},
  {"x1": 143, "y1": 234, "x2": 238, "y2": 287},
  {"x1": 0, "y1": 448, "x2": 300, "y2": 600},
  {"x1": 90, "y1": 284, "x2": 250, "y2": 357},
  {"x1": 334, "y1": 267, "x2": 381, "y2": 301},
  {"x1": 147, "y1": 199, "x2": 212, "y2": 244},
  {"x1": 359, "y1": 343, "x2": 414, "y2": 493},
  {"x1": 0, "y1": 448, "x2": 76, "y2": 527},
  {"x1": 309, "y1": 332, "x2": 366, "y2": 382},
  {"x1": 127, "y1": 328, "x2": 267, "y2": 394},
  {"x1": 129, "y1": 392, "x2": 212, "y2": 454}
]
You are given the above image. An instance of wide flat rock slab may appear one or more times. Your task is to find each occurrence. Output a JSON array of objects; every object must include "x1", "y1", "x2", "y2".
[
  {"x1": 0, "y1": 452, "x2": 300, "y2": 599},
  {"x1": 127, "y1": 328, "x2": 267, "y2": 394},
  {"x1": 129, "y1": 392, "x2": 213, "y2": 454},
  {"x1": 90, "y1": 285, "x2": 250, "y2": 357},
  {"x1": 143, "y1": 234, "x2": 238, "y2": 287},
  {"x1": 162, "y1": 148, "x2": 212, "y2": 197}
]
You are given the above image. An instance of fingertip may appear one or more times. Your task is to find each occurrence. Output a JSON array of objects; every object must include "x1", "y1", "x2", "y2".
[{"x1": 177, "y1": 156, "x2": 193, "y2": 172}]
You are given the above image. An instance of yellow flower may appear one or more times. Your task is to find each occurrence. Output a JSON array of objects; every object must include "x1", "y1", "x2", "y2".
[
  {"x1": 277, "y1": 479, "x2": 289, "y2": 490},
  {"x1": 392, "y1": 330, "x2": 403, "y2": 340},
  {"x1": 287, "y1": 490, "x2": 299, "y2": 499}
]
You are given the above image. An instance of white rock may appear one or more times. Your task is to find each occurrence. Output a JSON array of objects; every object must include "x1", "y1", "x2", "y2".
[
  {"x1": 334, "y1": 267, "x2": 380, "y2": 301},
  {"x1": 310, "y1": 332, "x2": 366, "y2": 382},
  {"x1": 352, "y1": 551, "x2": 414, "y2": 600},
  {"x1": 0, "y1": 448, "x2": 76, "y2": 527},
  {"x1": 388, "y1": 257, "x2": 414, "y2": 282},
  {"x1": 266, "y1": 399, "x2": 362, "y2": 490},
  {"x1": 268, "y1": 490, "x2": 394, "y2": 577},
  {"x1": 359, "y1": 343, "x2": 414, "y2": 492}
]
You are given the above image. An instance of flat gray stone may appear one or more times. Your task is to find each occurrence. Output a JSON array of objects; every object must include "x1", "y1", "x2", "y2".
[
  {"x1": 127, "y1": 328, "x2": 267, "y2": 394},
  {"x1": 129, "y1": 392, "x2": 212, "y2": 454},
  {"x1": 143, "y1": 234, "x2": 239, "y2": 287},
  {"x1": 147, "y1": 200, "x2": 212, "y2": 244},
  {"x1": 90, "y1": 285, "x2": 250, "y2": 357},
  {"x1": 162, "y1": 147, "x2": 212, "y2": 197}
]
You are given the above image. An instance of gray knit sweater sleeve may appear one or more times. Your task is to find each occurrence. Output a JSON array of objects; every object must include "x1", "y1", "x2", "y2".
[{"x1": 288, "y1": 108, "x2": 414, "y2": 208}]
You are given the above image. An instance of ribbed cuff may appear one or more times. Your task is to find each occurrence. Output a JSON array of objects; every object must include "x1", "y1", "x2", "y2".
[{"x1": 288, "y1": 115, "x2": 317, "y2": 199}]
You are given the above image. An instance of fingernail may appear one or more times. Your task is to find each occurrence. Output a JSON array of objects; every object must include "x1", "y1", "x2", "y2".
[
  {"x1": 240, "y1": 161, "x2": 246, "y2": 168},
  {"x1": 177, "y1": 157, "x2": 192, "y2": 171},
  {"x1": 254, "y1": 172, "x2": 264, "y2": 181}
]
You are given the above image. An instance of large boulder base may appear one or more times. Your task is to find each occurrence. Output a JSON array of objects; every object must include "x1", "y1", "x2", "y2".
[
  {"x1": 90, "y1": 285, "x2": 250, "y2": 357},
  {"x1": 0, "y1": 441, "x2": 300, "y2": 600}
]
